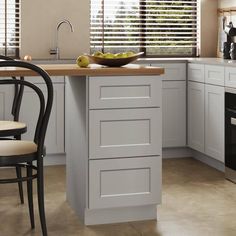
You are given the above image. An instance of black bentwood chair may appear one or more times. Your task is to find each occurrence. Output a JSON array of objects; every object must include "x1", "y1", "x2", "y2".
[
  {"x1": 0, "y1": 60, "x2": 53, "y2": 236},
  {"x1": 0, "y1": 55, "x2": 26, "y2": 204}
]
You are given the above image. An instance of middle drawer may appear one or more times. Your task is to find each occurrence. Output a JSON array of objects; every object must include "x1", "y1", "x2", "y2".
[
  {"x1": 89, "y1": 76, "x2": 161, "y2": 109},
  {"x1": 89, "y1": 108, "x2": 161, "y2": 159}
]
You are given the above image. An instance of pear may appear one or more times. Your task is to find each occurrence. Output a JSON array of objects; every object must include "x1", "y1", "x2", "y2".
[
  {"x1": 103, "y1": 53, "x2": 114, "y2": 59},
  {"x1": 76, "y1": 55, "x2": 90, "y2": 68},
  {"x1": 92, "y1": 51, "x2": 104, "y2": 58}
]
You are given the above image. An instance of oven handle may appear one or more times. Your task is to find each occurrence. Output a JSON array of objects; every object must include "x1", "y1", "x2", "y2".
[{"x1": 231, "y1": 117, "x2": 236, "y2": 126}]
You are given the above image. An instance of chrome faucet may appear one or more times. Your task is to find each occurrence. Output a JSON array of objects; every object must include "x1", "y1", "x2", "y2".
[{"x1": 50, "y1": 19, "x2": 74, "y2": 60}]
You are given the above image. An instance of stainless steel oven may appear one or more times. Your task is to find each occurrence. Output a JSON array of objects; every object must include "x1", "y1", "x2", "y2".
[{"x1": 225, "y1": 88, "x2": 236, "y2": 183}]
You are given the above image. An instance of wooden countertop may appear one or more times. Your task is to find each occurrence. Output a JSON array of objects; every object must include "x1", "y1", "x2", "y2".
[{"x1": 0, "y1": 63, "x2": 164, "y2": 77}]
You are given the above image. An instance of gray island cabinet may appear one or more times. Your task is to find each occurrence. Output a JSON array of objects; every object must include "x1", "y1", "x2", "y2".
[
  {"x1": 0, "y1": 63, "x2": 164, "y2": 225},
  {"x1": 65, "y1": 66, "x2": 163, "y2": 225}
]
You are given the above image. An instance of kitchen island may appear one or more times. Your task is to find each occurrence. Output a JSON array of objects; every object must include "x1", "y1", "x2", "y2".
[{"x1": 0, "y1": 63, "x2": 164, "y2": 225}]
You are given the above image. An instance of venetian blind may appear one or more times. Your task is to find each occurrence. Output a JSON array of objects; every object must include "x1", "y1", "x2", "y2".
[
  {"x1": 0, "y1": 0, "x2": 20, "y2": 58},
  {"x1": 90, "y1": 0, "x2": 200, "y2": 57}
]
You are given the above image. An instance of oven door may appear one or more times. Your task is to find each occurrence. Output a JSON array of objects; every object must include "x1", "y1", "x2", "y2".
[{"x1": 225, "y1": 107, "x2": 236, "y2": 171}]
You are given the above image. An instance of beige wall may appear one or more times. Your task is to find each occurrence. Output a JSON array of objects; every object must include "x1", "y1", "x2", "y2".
[
  {"x1": 200, "y1": 0, "x2": 218, "y2": 57},
  {"x1": 21, "y1": 0, "x2": 90, "y2": 59},
  {"x1": 20, "y1": 0, "x2": 219, "y2": 59},
  {"x1": 218, "y1": 0, "x2": 236, "y2": 8}
]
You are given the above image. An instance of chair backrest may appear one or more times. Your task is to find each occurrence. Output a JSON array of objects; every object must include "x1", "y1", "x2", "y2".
[
  {"x1": 0, "y1": 55, "x2": 24, "y2": 121},
  {"x1": 0, "y1": 60, "x2": 53, "y2": 156}
]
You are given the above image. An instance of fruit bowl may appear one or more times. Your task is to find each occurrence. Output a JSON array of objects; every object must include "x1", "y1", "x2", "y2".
[{"x1": 87, "y1": 52, "x2": 144, "y2": 67}]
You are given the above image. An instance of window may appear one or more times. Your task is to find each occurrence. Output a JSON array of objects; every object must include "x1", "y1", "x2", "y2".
[
  {"x1": 0, "y1": 0, "x2": 20, "y2": 58},
  {"x1": 90, "y1": 0, "x2": 200, "y2": 57}
]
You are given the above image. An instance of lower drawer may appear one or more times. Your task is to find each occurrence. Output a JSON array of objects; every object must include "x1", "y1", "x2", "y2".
[{"x1": 89, "y1": 156, "x2": 162, "y2": 209}]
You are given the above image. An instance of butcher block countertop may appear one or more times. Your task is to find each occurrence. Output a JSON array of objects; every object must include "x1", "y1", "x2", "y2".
[{"x1": 0, "y1": 63, "x2": 164, "y2": 77}]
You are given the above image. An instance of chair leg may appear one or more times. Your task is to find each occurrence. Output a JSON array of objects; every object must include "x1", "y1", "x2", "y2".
[
  {"x1": 15, "y1": 166, "x2": 24, "y2": 204},
  {"x1": 37, "y1": 161, "x2": 47, "y2": 236},
  {"x1": 27, "y1": 162, "x2": 35, "y2": 229}
]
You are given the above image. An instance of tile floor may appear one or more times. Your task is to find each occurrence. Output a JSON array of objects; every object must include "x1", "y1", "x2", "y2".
[{"x1": 0, "y1": 158, "x2": 236, "y2": 236}]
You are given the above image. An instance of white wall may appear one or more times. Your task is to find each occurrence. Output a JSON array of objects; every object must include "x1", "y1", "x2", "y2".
[
  {"x1": 21, "y1": 0, "x2": 90, "y2": 60},
  {"x1": 218, "y1": 0, "x2": 236, "y2": 8},
  {"x1": 20, "y1": 0, "x2": 218, "y2": 59}
]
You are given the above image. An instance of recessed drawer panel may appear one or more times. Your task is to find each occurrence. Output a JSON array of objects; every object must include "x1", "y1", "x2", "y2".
[
  {"x1": 89, "y1": 76, "x2": 161, "y2": 109},
  {"x1": 225, "y1": 67, "x2": 236, "y2": 88},
  {"x1": 89, "y1": 108, "x2": 161, "y2": 159},
  {"x1": 188, "y1": 63, "x2": 205, "y2": 82},
  {"x1": 89, "y1": 156, "x2": 161, "y2": 209},
  {"x1": 151, "y1": 63, "x2": 186, "y2": 81},
  {"x1": 205, "y1": 65, "x2": 224, "y2": 86}
]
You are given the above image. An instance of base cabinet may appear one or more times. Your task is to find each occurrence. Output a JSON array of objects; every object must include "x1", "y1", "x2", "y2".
[
  {"x1": 188, "y1": 81, "x2": 205, "y2": 153},
  {"x1": 162, "y1": 81, "x2": 186, "y2": 147},
  {"x1": 89, "y1": 156, "x2": 161, "y2": 209},
  {"x1": 20, "y1": 78, "x2": 65, "y2": 154},
  {"x1": 205, "y1": 84, "x2": 224, "y2": 162}
]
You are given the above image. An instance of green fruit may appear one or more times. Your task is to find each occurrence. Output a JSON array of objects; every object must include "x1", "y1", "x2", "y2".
[
  {"x1": 126, "y1": 51, "x2": 135, "y2": 57},
  {"x1": 103, "y1": 53, "x2": 114, "y2": 59},
  {"x1": 92, "y1": 51, "x2": 104, "y2": 58},
  {"x1": 114, "y1": 53, "x2": 126, "y2": 58},
  {"x1": 76, "y1": 55, "x2": 90, "y2": 68}
]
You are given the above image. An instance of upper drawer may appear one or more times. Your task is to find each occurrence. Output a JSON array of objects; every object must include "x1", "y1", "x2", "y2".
[
  {"x1": 89, "y1": 76, "x2": 161, "y2": 109},
  {"x1": 151, "y1": 63, "x2": 186, "y2": 81},
  {"x1": 188, "y1": 63, "x2": 204, "y2": 82},
  {"x1": 225, "y1": 67, "x2": 236, "y2": 88},
  {"x1": 25, "y1": 76, "x2": 64, "y2": 84},
  {"x1": 205, "y1": 65, "x2": 224, "y2": 86}
]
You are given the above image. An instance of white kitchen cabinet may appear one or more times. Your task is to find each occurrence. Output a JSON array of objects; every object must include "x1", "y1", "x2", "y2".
[
  {"x1": 89, "y1": 108, "x2": 161, "y2": 159},
  {"x1": 89, "y1": 76, "x2": 161, "y2": 109},
  {"x1": 20, "y1": 80, "x2": 65, "y2": 154},
  {"x1": 205, "y1": 84, "x2": 224, "y2": 162},
  {"x1": 188, "y1": 81, "x2": 205, "y2": 153},
  {"x1": 188, "y1": 63, "x2": 205, "y2": 83},
  {"x1": 162, "y1": 81, "x2": 186, "y2": 147},
  {"x1": 151, "y1": 63, "x2": 186, "y2": 81},
  {"x1": 89, "y1": 156, "x2": 161, "y2": 209},
  {"x1": 205, "y1": 65, "x2": 224, "y2": 86},
  {"x1": 225, "y1": 66, "x2": 236, "y2": 88}
]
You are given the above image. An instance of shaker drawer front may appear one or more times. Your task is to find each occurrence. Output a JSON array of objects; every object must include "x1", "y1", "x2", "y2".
[
  {"x1": 89, "y1": 76, "x2": 161, "y2": 109},
  {"x1": 205, "y1": 65, "x2": 224, "y2": 86},
  {"x1": 188, "y1": 64, "x2": 205, "y2": 82},
  {"x1": 89, "y1": 156, "x2": 161, "y2": 209},
  {"x1": 225, "y1": 67, "x2": 236, "y2": 88},
  {"x1": 151, "y1": 63, "x2": 186, "y2": 81},
  {"x1": 89, "y1": 108, "x2": 161, "y2": 159}
]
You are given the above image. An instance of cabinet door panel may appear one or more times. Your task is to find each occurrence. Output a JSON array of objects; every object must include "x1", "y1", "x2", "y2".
[
  {"x1": 89, "y1": 76, "x2": 161, "y2": 109},
  {"x1": 162, "y1": 81, "x2": 186, "y2": 147},
  {"x1": 205, "y1": 65, "x2": 224, "y2": 86},
  {"x1": 89, "y1": 108, "x2": 161, "y2": 159},
  {"x1": 0, "y1": 82, "x2": 13, "y2": 121},
  {"x1": 151, "y1": 63, "x2": 186, "y2": 81},
  {"x1": 188, "y1": 64, "x2": 205, "y2": 82},
  {"x1": 188, "y1": 82, "x2": 205, "y2": 152},
  {"x1": 20, "y1": 83, "x2": 65, "y2": 154},
  {"x1": 89, "y1": 156, "x2": 161, "y2": 209},
  {"x1": 225, "y1": 67, "x2": 236, "y2": 88},
  {"x1": 205, "y1": 84, "x2": 224, "y2": 162}
]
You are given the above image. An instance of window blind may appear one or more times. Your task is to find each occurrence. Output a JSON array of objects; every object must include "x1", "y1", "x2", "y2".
[
  {"x1": 90, "y1": 0, "x2": 200, "y2": 57},
  {"x1": 0, "y1": 0, "x2": 20, "y2": 58}
]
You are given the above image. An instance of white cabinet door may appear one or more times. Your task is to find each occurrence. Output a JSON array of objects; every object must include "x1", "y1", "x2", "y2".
[
  {"x1": 188, "y1": 81, "x2": 205, "y2": 153},
  {"x1": 205, "y1": 84, "x2": 224, "y2": 162},
  {"x1": 225, "y1": 66, "x2": 236, "y2": 88},
  {"x1": 89, "y1": 156, "x2": 161, "y2": 209},
  {"x1": 162, "y1": 81, "x2": 186, "y2": 147},
  {"x1": 89, "y1": 108, "x2": 161, "y2": 159},
  {"x1": 20, "y1": 82, "x2": 65, "y2": 154},
  {"x1": 205, "y1": 65, "x2": 224, "y2": 86}
]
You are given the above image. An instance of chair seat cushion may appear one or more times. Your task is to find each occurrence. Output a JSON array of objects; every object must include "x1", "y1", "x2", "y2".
[
  {"x1": 0, "y1": 140, "x2": 37, "y2": 156},
  {"x1": 0, "y1": 120, "x2": 26, "y2": 131}
]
